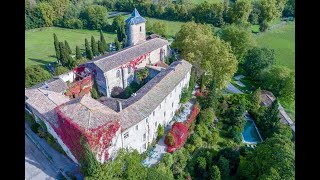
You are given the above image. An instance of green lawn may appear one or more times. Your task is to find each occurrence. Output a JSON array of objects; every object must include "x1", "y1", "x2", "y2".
[
  {"x1": 109, "y1": 14, "x2": 185, "y2": 39},
  {"x1": 25, "y1": 27, "x2": 116, "y2": 67},
  {"x1": 255, "y1": 21, "x2": 295, "y2": 70}
]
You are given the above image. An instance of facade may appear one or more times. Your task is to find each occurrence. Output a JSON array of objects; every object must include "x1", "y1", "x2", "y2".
[{"x1": 25, "y1": 9, "x2": 192, "y2": 164}]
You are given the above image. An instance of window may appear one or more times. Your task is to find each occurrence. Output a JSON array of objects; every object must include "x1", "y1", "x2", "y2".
[
  {"x1": 164, "y1": 112, "x2": 166, "y2": 117},
  {"x1": 143, "y1": 133, "x2": 146, "y2": 141},
  {"x1": 153, "y1": 111, "x2": 155, "y2": 116},
  {"x1": 128, "y1": 67, "x2": 131, "y2": 74},
  {"x1": 172, "y1": 102, "x2": 174, "y2": 107},
  {"x1": 155, "y1": 121, "x2": 157, "y2": 128},
  {"x1": 124, "y1": 132, "x2": 129, "y2": 139},
  {"x1": 116, "y1": 70, "x2": 120, "y2": 78},
  {"x1": 143, "y1": 143, "x2": 147, "y2": 150},
  {"x1": 140, "y1": 26, "x2": 142, "y2": 32},
  {"x1": 135, "y1": 125, "x2": 138, "y2": 130}
]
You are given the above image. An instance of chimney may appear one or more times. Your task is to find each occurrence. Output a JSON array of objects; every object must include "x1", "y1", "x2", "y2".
[{"x1": 117, "y1": 100, "x2": 122, "y2": 112}]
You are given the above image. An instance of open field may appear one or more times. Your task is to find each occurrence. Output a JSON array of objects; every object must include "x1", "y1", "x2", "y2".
[
  {"x1": 255, "y1": 21, "x2": 295, "y2": 70},
  {"x1": 25, "y1": 27, "x2": 116, "y2": 67},
  {"x1": 108, "y1": 14, "x2": 185, "y2": 39}
]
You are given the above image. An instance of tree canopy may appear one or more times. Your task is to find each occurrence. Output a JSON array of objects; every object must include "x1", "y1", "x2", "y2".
[
  {"x1": 172, "y1": 22, "x2": 237, "y2": 89},
  {"x1": 242, "y1": 47, "x2": 275, "y2": 78},
  {"x1": 25, "y1": 65, "x2": 52, "y2": 87},
  {"x1": 220, "y1": 24, "x2": 255, "y2": 62}
]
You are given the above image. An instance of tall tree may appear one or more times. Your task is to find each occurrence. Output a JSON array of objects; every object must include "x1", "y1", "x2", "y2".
[
  {"x1": 37, "y1": 2, "x2": 56, "y2": 27},
  {"x1": 100, "y1": 30, "x2": 107, "y2": 52},
  {"x1": 259, "y1": 99, "x2": 280, "y2": 138},
  {"x1": 259, "y1": 0, "x2": 279, "y2": 23},
  {"x1": 76, "y1": 45, "x2": 82, "y2": 60},
  {"x1": 152, "y1": 22, "x2": 168, "y2": 38},
  {"x1": 64, "y1": 40, "x2": 72, "y2": 54},
  {"x1": 209, "y1": 165, "x2": 221, "y2": 180},
  {"x1": 242, "y1": 47, "x2": 275, "y2": 78},
  {"x1": 80, "y1": 5, "x2": 107, "y2": 30},
  {"x1": 112, "y1": 15, "x2": 127, "y2": 42},
  {"x1": 115, "y1": 39, "x2": 121, "y2": 51},
  {"x1": 237, "y1": 136, "x2": 295, "y2": 179},
  {"x1": 58, "y1": 42, "x2": 66, "y2": 65},
  {"x1": 172, "y1": 22, "x2": 238, "y2": 89},
  {"x1": 217, "y1": 156, "x2": 230, "y2": 179},
  {"x1": 53, "y1": 33, "x2": 60, "y2": 61},
  {"x1": 98, "y1": 40, "x2": 104, "y2": 55},
  {"x1": 220, "y1": 24, "x2": 255, "y2": 62},
  {"x1": 228, "y1": 0, "x2": 253, "y2": 25},
  {"x1": 85, "y1": 38, "x2": 93, "y2": 59},
  {"x1": 91, "y1": 36, "x2": 98, "y2": 56},
  {"x1": 259, "y1": 65, "x2": 295, "y2": 100}
]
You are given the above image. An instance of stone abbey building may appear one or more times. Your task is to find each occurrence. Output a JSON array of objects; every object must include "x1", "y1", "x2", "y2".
[{"x1": 25, "y1": 9, "x2": 192, "y2": 164}]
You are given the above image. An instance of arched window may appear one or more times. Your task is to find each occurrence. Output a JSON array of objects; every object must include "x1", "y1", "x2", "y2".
[
  {"x1": 140, "y1": 26, "x2": 142, "y2": 32},
  {"x1": 116, "y1": 70, "x2": 120, "y2": 78}
]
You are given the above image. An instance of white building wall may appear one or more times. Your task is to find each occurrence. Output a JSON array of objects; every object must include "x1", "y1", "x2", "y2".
[
  {"x1": 121, "y1": 119, "x2": 148, "y2": 153},
  {"x1": 59, "y1": 71, "x2": 76, "y2": 83}
]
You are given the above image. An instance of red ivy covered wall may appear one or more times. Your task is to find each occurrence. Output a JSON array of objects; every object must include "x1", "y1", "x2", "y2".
[
  {"x1": 51, "y1": 106, "x2": 121, "y2": 163},
  {"x1": 165, "y1": 104, "x2": 200, "y2": 153},
  {"x1": 65, "y1": 75, "x2": 93, "y2": 98}
]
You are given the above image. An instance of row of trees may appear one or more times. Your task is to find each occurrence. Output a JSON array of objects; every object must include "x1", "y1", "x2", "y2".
[
  {"x1": 26, "y1": 0, "x2": 295, "y2": 32},
  {"x1": 26, "y1": 0, "x2": 111, "y2": 31},
  {"x1": 102, "y1": 0, "x2": 294, "y2": 31}
]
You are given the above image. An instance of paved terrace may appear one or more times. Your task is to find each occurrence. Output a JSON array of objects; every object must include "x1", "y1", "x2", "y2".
[{"x1": 142, "y1": 84, "x2": 198, "y2": 167}]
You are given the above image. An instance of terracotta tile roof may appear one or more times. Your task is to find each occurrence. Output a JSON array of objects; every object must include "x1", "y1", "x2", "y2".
[
  {"x1": 57, "y1": 96, "x2": 120, "y2": 130},
  {"x1": 30, "y1": 77, "x2": 68, "y2": 93},
  {"x1": 86, "y1": 38, "x2": 169, "y2": 72},
  {"x1": 25, "y1": 88, "x2": 70, "y2": 127}
]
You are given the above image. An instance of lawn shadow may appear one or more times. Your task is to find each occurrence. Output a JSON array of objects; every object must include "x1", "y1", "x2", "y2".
[{"x1": 29, "y1": 58, "x2": 50, "y2": 65}]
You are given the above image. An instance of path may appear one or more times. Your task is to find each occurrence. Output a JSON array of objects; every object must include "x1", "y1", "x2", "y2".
[
  {"x1": 225, "y1": 83, "x2": 244, "y2": 94},
  {"x1": 142, "y1": 84, "x2": 198, "y2": 167},
  {"x1": 25, "y1": 122, "x2": 83, "y2": 179}
]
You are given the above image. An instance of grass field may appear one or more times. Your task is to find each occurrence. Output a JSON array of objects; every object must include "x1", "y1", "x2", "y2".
[
  {"x1": 25, "y1": 27, "x2": 116, "y2": 67},
  {"x1": 255, "y1": 21, "x2": 295, "y2": 70},
  {"x1": 109, "y1": 14, "x2": 185, "y2": 39}
]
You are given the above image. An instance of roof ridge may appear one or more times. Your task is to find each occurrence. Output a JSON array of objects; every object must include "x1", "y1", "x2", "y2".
[{"x1": 93, "y1": 38, "x2": 159, "y2": 65}]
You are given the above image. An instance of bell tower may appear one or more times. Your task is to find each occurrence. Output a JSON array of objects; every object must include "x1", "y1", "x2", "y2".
[{"x1": 125, "y1": 8, "x2": 147, "y2": 46}]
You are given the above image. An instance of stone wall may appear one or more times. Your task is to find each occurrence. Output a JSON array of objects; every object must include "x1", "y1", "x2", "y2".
[{"x1": 127, "y1": 23, "x2": 146, "y2": 46}]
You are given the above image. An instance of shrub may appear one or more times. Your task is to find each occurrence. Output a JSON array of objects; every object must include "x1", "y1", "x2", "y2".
[
  {"x1": 31, "y1": 123, "x2": 40, "y2": 134},
  {"x1": 180, "y1": 88, "x2": 192, "y2": 104},
  {"x1": 111, "y1": 86, "x2": 124, "y2": 97},
  {"x1": 54, "y1": 65, "x2": 69, "y2": 76},
  {"x1": 157, "y1": 124, "x2": 164, "y2": 140},
  {"x1": 167, "y1": 132, "x2": 175, "y2": 146},
  {"x1": 25, "y1": 65, "x2": 52, "y2": 87}
]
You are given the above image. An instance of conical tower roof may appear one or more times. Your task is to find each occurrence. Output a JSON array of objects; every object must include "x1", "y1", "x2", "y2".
[{"x1": 125, "y1": 8, "x2": 147, "y2": 25}]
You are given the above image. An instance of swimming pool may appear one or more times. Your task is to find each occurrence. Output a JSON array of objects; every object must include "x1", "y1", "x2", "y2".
[{"x1": 241, "y1": 113, "x2": 263, "y2": 144}]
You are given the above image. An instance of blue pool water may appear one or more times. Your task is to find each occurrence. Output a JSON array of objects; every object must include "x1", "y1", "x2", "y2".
[{"x1": 242, "y1": 114, "x2": 262, "y2": 144}]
